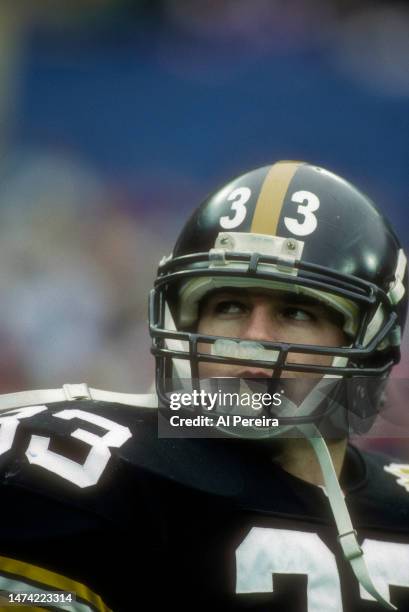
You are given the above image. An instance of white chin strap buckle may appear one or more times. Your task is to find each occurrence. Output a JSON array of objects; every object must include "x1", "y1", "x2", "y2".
[{"x1": 337, "y1": 529, "x2": 363, "y2": 561}]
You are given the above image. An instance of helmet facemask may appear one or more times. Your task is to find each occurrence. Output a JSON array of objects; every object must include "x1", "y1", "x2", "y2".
[{"x1": 150, "y1": 232, "x2": 401, "y2": 436}]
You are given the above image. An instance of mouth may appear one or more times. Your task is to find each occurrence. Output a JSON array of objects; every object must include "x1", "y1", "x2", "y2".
[{"x1": 235, "y1": 369, "x2": 273, "y2": 379}]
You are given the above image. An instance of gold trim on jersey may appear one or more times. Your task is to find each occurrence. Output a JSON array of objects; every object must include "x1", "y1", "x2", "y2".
[
  {"x1": 0, "y1": 604, "x2": 45, "y2": 611},
  {"x1": 0, "y1": 554, "x2": 112, "y2": 612},
  {"x1": 250, "y1": 161, "x2": 302, "y2": 235}
]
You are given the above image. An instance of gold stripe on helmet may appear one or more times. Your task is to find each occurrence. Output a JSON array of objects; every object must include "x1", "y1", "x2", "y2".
[{"x1": 250, "y1": 161, "x2": 302, "y2": 235}]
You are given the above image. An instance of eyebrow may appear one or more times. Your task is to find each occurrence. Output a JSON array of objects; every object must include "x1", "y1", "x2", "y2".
[
  {"x1": 202, "y1": 288, "x2": 324, "y2": 307},
  {"x1": 268, "y1": 291, "x2": 329, "y2": 307}
]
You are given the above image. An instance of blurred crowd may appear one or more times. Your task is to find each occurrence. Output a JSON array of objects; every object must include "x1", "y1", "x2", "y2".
[
  {"x1": 0, "y1": 1, "x2": 408, "y2": 457},
  {"x1": 0, "y1": 152, "x2": 170, "y2": 393}
]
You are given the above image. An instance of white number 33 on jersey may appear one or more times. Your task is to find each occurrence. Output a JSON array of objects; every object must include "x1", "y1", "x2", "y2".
[{"x1": 236, "y1": 527, "x2": 409, "y2": 611}]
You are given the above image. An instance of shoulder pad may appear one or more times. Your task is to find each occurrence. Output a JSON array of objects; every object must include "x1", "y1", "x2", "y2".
[
  {"x1": 0, "y1": 383, "x2": 158, "y2": 412},
  {"x1": 354, "y1": 449, "x2": 409, "y2": 533}
]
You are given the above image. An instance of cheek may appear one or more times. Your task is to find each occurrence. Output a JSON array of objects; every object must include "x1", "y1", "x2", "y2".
[
  {"x1": 197, "y1": 315, "x2": 243, "y2": 338},
  {"x1": 288, "y1": 352, "x2": 332, "y2": 369},
  {"x1": 287, "y1": 325, "x2": 347, "y2": 369}
]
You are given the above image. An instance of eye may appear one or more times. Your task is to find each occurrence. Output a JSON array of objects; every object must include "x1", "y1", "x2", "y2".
[
  {"x1": 214, "y1": 300, "x2": 248, "y2": 316},
  {"x1": 282, "y1": 307, "x2": 315, "y2": 322}
]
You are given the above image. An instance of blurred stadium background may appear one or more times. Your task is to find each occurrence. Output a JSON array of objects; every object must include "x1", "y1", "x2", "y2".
[{"x1": 0, "y1": 1, "x2": 408, "y2": 455}]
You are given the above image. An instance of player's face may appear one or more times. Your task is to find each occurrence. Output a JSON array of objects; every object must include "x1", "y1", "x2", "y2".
[{"x1": 197, "y1": 288, "x2": 347, "y2": 379}]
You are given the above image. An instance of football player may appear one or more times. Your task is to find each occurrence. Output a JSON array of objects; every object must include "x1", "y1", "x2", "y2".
[{"x1": 0, "y1": 161, "x2": 408, "y2": 611}]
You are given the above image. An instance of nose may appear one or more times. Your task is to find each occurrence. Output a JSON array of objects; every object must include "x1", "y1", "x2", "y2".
[{"x1": 241, "y1": 302, "x2": 279, "y2": 343}]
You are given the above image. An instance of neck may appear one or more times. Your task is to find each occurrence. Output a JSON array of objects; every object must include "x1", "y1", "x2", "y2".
[{"x1": 277, "y1": 437, "x2": 348, "y2": 487}]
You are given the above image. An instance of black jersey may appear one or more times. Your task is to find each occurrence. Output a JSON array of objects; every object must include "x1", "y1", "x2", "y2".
[{"x1": 0, "y1": 398, "x2": 408, "y2": 611}]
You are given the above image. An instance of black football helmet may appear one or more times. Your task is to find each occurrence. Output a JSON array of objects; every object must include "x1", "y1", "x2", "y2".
[{"x1": 149, "y1": 161, "x2": 407, "y2": 417}]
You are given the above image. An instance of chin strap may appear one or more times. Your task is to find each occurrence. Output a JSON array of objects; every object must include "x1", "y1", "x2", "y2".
[{"x1": 300, "y1": 423, "x2": 396, "y2": 611}]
